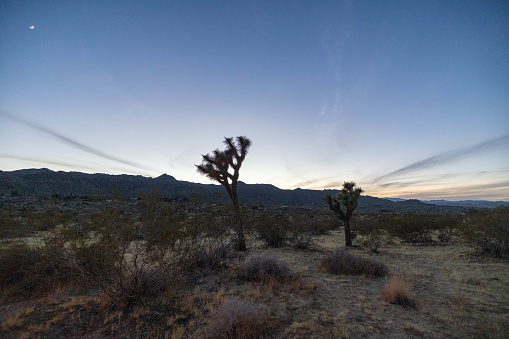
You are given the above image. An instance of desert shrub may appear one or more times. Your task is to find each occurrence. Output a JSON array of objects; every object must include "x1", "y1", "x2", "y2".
[
  {"x1": 318, "y1": 250, "x2": 388, "y2": 277},
  {"x1": 437, "y1": 228, "x2": 452, "y2": 243},
  {"x1": 352, "y1": 217, "x2": 381, "y2": 236},
  {"x1": 253, "y1": 210, "x2": 334, "y2": 249},
  {"x1": 292, "y1": 211, "x2": 337, "y2": 235},
  {"x1": 34, "y1": 199, "x2": 63, "y2": 231},
  {"x1": 0, "y1": 210, "x2": 22, "y2": 239},
  {"x1": 382, "y1": 214, "x2": 434, "y2": 243},
  {"x1": 433, "y1": 214, "x2": 461, "y2": 230},
  {"x1": 0, "y1": 207, "x2": 60, "y2": 239},
  {"x1": 205, "y1": 299, "x2": 272, "y2": 339},
  {"x1": 360, "y1": 230, "x2": 390, "y2": 253},
  {"x1": 461, "y1": 207, "x2": 509, "y2": 257},
  {"x1": 188, "y1": 213, "x2": 233, "y2": 272},
  {"x1": 0, "y1": 242, "x2": 41, "y2": 291},
  {"x1": 238, "y1": 255, "x2": 293, "y2": 283},
  {"x1": 381, "y1": 275, "x2": 417, "y2": 308},
  {"x1": 253, "y1": 213, "x2": 289, "y2": 247},
  {"x1": 353, "y1": 217, "x2": 391, "y2": 253},
  {"x1": 0, "y1": 242, "x2": 71, "y2": 300},
  {"x1": 317, "y1": 214, "x2": 341, "y2": 233},
  {"x1": 191, "y1": 241, "x2": 232, "y2": 273},
  {"x1": 287, "y1": 218, "x2": 321, "y2": 249},
  {"x1": 49, "y1": 194, "x2": 202, "y2": 308}
]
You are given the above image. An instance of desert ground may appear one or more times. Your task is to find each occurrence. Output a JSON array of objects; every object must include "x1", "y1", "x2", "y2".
[{"x1": 1, "y1": 227, "x2": 508, "y2": 339}]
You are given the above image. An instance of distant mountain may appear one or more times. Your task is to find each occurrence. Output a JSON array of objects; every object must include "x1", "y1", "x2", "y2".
[
  {"x1": 0, "y1": 168, "x2": 469, "y2": 213},
  {"x1": 382, "y1": 197, "x2": 407, "y2": 202},
  {"x1": 423, "y1": 199, "x2": 509, "y2": 208}
]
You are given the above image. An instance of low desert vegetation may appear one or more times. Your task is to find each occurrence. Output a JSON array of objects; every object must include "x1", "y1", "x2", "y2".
[
  {"x1": 460, "y1": 206, "x2": 509, "y2": 257},
  {"x1": 318, "y1": 250, "x2": 389, "y2": 277},
  {"x1": 381, "y1": 275, "x2": 418, "y2": 308},
  {"x1": 252, "y1": 211, "x2": 332, "y2": 249},
  {"x1": 238, "y1": 255, "x2": 294, "y2": 284},
  {"x1": 1, "y1": 192, "x2": 508, "y2": 338},
  {"x1": 205, "y1": 299, "x2": 274, "y2": 339},
  {"x1": 0, "y1": 241, "x2": 69, "y2": 301}
]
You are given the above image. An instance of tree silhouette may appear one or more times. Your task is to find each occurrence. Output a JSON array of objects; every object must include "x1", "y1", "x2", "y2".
[
  {"x1": 324, "y1": 182, "x2": 363, "y2": 247},
  {"x1": 196, "y1": 136, "x2": 252, "y2": 251}
]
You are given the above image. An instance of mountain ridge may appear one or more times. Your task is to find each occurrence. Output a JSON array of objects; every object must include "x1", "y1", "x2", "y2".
[{"x1": 1, "y1": 168, "x2": 505, "y2": 212}]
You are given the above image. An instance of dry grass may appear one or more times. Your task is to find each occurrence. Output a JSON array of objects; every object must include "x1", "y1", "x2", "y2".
[
  {"x1": 381, "y1": 275, "x2": 418, "y2": 308},
  {"x1": 204, "y1": 299, "x2": 273, "y2": 339}
]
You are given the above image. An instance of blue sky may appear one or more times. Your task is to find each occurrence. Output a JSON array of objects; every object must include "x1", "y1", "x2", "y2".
[{"x1": 1, "y1": 1, "x2": 508, "y2": 200}]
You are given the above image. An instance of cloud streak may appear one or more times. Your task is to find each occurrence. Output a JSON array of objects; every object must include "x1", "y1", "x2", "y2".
[
  {"x1": 0, "y1": 154, "x2": 100, "y2": 172},
  {"x1": 1, "y1": 112, "x2": 153, "y2": 171},
  {"x1": 375, "y1": 134, "x2": 509, "y2": 183}
]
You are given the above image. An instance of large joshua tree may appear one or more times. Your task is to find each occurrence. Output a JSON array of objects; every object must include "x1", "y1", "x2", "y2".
[
  {"x1": 196, "y1": 136, "x2": 252, "y2": 251},
  {"x1": 324, "y1": 182, "x2": 363, "y2": 247}
]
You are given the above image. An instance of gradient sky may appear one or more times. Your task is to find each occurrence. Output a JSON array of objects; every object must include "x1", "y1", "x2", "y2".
[{"x1": 1, "y1": 1, "x2": 508, "y2": 201}]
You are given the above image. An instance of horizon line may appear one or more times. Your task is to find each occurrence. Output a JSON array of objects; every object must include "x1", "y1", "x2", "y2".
[{"x1": 2, "y1": 167, "x2": 508, "y2": 203}]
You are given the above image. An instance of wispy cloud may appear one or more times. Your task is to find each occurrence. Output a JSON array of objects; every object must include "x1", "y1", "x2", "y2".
[
  {"x1": 375, "y1": 134, "x2": 509, "y2": 183},
  {"x1": 1, "y1": 112, "x2": 154, "y2": 171},
  {"x1": 388, "y1": 179, "x2": 509, "y2": 201},
  {"x1": 0, "y1": 154, "x2": 99, "y2": 172}
]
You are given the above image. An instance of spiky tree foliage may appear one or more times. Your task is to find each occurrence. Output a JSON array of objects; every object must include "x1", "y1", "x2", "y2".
[
  {"x1": 324, "y1": 182, "x2": 363, "y2": 247},
  {"x1": 196, "y1": 136, "x2": 252, "y2": 251}
]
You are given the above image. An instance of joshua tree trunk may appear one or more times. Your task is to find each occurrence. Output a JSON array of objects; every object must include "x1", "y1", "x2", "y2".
[
  {"x1": 232, "y1": 198, "x2": 246, "y2": 251},
  {"x1": 343, "y1": 219, "x2": 353, "y2": 247}
]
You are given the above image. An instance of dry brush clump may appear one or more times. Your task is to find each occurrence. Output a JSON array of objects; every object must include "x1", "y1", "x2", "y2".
[
  {"x1": 379, "y1": 213, "x2": 461, "y2": 244},
  {"x1": 0, "y1": 241, "x2": 72, "y2": 301},
  {"x1": 287, "y1": 216, "x2": 325, "y2": 249},
  {"x1": 460, "y1": 206, "x2": 509, "y2": 257},
  {"x1": 46, "y1": 193, "x2": 216, "y2": 308},
  {"x1": 353, "y1": 217, "x2": 391, "y2": 253},
  {"x1": 253, "y1": 213, "x2": 289, "y2": 247},
  {"x1": 318, "y1": 250, "x2": 388, "y2": 277},
  {"x1": 187, "y1": 210, "x2": 234, "y2": 273},
  {"x1": 382, "y1": 214, "x2": 434, "y2": 244},
  {"x1": 204, "y1": 298, "x2": 274, "y2": 339},
  {"x1": 253, "y1": 210, "x2": 330, "y2": 249},
  {"x1": 238, "y1": 255, "x2": 294, "y2": 285},
  {"x1": 360, "y1": 230, "x2": 391, "y2": 254},
  {"x1": 381, "y1": 275, "x2": 418, "y2": 308}
]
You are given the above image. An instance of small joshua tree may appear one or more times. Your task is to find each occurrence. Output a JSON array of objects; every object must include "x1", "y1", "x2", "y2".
[
  {"x1": 196, "y1": 136, "x2": 252, "y2": 251},
  {"x1": 324, "y1": 182, "x2": 363, "y2": 247}
]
